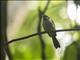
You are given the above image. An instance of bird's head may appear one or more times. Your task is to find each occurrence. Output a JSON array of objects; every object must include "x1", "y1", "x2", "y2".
[{"x1": 43, "y1": 15, "x2": 49, "y2": 21}]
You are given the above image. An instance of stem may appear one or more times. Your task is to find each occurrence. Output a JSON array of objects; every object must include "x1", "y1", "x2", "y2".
[
  {"x1": 1, "y1": 1, "x2": 12, "y2": 60},
  {"x1": 43, "y1": 0, "x2": 50, "y2": 14},
  {"x1": 8, "y1": 28, "x2": 80, "y2": 44}
]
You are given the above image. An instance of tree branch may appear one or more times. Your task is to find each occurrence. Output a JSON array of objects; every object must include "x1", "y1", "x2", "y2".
[
  {"x1": 8, "y1": 28, "x2": 80, "y2": 44},
  {"x1": 43, "y1": 0, "x2": 50, "y2": 14},
  {"x1": 1, "y1": 1, "x2": 12, "y2": 60},
  {"x1": 37, "y1": 0, "x2": 50, "y2": 59}
]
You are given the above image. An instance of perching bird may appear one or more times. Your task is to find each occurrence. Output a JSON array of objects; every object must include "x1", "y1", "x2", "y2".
[{"x1": 42, "y1": 15, "x2": 60, "y2": 49}]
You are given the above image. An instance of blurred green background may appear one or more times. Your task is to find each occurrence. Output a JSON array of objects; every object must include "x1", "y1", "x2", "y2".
[{"x1": 7, "y1": 1, "x2": 80, "y2": 60}]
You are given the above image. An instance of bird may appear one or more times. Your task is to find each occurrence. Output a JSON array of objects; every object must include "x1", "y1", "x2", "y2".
[{"x1": 42, "y1": 14, "x2": 60, "y2": 49}]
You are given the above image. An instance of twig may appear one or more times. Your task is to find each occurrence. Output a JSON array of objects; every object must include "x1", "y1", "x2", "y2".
[
  {"x1": 43, "y1": 0, "x2": 50, "y2": 14},
  {"x1": 8, "y1": 28, "x2": 80, "y2": 44},
  {"x1": 37, "y1": 0, "x2": 50, "y2": 60},
  {"x1": 37, "y1": 9, "x2": 45, "y2": 60}
]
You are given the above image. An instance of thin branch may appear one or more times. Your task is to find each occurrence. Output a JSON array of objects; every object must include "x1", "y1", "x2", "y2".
[
  {"x1": 8, "y1": 28, "x2": 80, "y2": 44},
  {"x1": 43, "y1": 0, "x2": 50, "y2": 14},
  {"x1": 37, "y1": 0, "x2": 50, "y2": 60},
  {"x1": 55, "y1": 28, "x2": 80, "y2": 32},
  {"x1": 37, "y1": 9, "x2": 45, "y2": 60}
]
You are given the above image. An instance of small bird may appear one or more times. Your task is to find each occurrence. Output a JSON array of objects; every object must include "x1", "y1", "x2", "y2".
[{"x1": 42, "y1": 15, "x2": 60, "y2": 49}]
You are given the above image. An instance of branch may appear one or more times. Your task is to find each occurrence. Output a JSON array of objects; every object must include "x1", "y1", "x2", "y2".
[
  {"x1": 43, "y1": 0, "x2": 50, "y2": 14},
  {"x1": 1, "y1": 1, "x2": 12, "y2": 60},
  {"x1": 8, "y1": 28, "x2": 80, "y2": 44},
  {"x1": 37, "y1": 9, "x2": 45, "y2": 60},
  {"x1": 37, "y1": 0, "x2": 50, "y2": 59}
]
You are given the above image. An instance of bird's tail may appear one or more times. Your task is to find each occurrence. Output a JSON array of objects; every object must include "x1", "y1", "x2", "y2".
[{"x1": 52, "y1": 36, "x2": 60, "y2": 49}]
